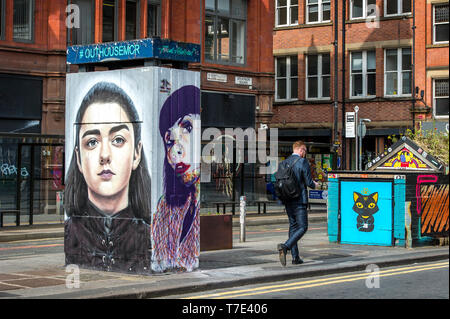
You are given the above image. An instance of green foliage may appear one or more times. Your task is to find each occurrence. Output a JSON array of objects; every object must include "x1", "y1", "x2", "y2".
[{"x1": 404, "y1": 124, "x2": 449, "y2": 166}]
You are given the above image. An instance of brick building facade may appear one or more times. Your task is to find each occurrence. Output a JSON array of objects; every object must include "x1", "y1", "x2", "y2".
[
  {"x1": 0, "y1": 0, "x2": 275, "y2": 217},
  {"x1": 0, "y1": 0, "x2": 274, "y2": 135},
  {"x1": 272, "y1": 0, "x2": 448, "y2": 170}
]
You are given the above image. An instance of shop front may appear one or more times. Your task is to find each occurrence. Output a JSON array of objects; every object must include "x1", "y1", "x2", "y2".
[
  {"x1": 0, "y1": 134, "x2": 64, "y2": 226},
  {"x1": 200, "y1": 91, "x2": 260, "y2": 210},
  {"x1": 275, "y1": 129, "x2": 333, "y2": 206}
]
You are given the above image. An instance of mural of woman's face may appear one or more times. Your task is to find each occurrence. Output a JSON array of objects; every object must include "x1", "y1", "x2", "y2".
[
  {"x1": 164, "y1": 113, "x2": 200, "y2": 186},
  {"x1": 76, "y1": 102, "x2": 142, "y2": 213}
]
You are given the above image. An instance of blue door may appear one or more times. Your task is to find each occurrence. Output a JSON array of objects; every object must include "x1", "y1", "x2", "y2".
[{"x1": 340, "y1": 180, "x2": 393, "y2": 246}]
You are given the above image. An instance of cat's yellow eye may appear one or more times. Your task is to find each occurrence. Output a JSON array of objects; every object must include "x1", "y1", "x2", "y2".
[
  {"x1": 356, "y1": 203, "x2": 363, "y2": 208},
  {"x1": 368, "y1": 203, "x2": 375, "y2": 209}
]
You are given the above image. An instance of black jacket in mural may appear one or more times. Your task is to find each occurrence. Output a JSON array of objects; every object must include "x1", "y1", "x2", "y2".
[{"x1": 64, "y1": 201, "x2": 151, "y2": 273}]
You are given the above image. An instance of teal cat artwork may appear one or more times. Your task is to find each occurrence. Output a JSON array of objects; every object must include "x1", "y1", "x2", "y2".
[{"x1": 352, "y1": 192, "x2": 379, "y2": 232}]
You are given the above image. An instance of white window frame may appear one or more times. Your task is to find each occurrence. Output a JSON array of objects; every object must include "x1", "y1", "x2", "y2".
[
  {"x1": 350, "y1": 50, "x2": 376, "y2": 98},
  {"x1": 306, "y1": 53, "x2": 330, "y2": 100},
  {"x1": 306, "y1": 0, "x2": 331, "y2": 24},
  {"x1": 275, "y1": 0, "x2": 298, "y2": 27},
  {"x1": 384, "y1": 48, "x2": 412, "y2": 97},
  {"x1": 350, "y1": 0, "x2": 376, "y2": 20},
  {"x1": 275, "y1": 55, "x2": 298, "y2": 101},
  {"x1": 433, "y1": 4, "x2": 449, "y2": 44},
  {"x1": 433, "y1": 78, "x2": 449, "y2": 119},
  {"x1": 384, "y1": 0, "x2": 412, "y2": 17}
]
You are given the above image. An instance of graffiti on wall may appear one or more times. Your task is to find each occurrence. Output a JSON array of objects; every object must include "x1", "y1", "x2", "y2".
[
  {"x1": 416, "y1": 175, "x2": 449, "y2": 236},
  {"x1": 64, "y1": 67, "x2": 200, "y2": 274},
  {"x1": 381, "y1": 148, "x2": 429, "y2": 169},
  {"x1": 340, "y1": 181, "x2": 393, "y2": 246},
  {"x1": 352, "y1": 191, "x2": 379, "y2": 232}
]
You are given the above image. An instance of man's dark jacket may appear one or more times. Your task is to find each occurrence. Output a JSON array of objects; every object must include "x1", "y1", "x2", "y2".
[{"x1": 282, "y1": 154, "x2": 316, "y2": 204}]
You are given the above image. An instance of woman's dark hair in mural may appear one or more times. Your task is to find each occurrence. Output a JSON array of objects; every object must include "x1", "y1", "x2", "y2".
[
  {"x1": 65, "y1": 82, "x2": 151, "y2": 223},
  {"x1": 159, "y1": 85, "x2": 200, "y2": 208},
  {"x1": 159, "y1": 85, "x2": 200, "y2": 242}
]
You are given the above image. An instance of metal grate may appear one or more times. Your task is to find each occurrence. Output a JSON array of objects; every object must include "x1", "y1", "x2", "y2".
[
  {"x1": 435, "y1": 79, "x2": 449, "y2": 97},
  {"x1": 435, "y1": 4, "x2": 449, "y2": 23}
]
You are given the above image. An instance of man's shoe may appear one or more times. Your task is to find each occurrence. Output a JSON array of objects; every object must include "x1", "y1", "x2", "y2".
[
  {"x1": 277, "y1": 244, "x2": 288, "y2": 267},
  {"x1": 292, "y1": 257, "x2": 304, "y2": 265}
]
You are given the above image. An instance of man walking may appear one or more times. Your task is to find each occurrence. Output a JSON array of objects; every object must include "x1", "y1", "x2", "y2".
[{"x1": 277, "y1": 141, "x2": 318, "y2": 266}]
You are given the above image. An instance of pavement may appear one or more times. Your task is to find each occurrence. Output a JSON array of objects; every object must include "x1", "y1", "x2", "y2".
[{"x1": 0, "y1": 206, "x2": 448, "y2": 299}]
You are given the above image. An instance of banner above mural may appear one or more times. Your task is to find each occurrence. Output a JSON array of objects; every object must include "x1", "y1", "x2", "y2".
[
  {"x1": 367, "y1": 136, "x2": 444, "y2": 172},
  {"x1": 67, "y1": 38, "x2": 201, "y2": 65}
]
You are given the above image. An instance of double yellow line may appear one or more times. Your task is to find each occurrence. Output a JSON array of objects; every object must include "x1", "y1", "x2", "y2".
[{"x1": 184, "y1": 261, "x2": 448, "y2": 299}]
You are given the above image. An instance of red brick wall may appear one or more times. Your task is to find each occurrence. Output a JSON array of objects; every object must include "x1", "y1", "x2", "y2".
[{"x1": 271, "y1": 0, "x2": 447, "y2": 131}]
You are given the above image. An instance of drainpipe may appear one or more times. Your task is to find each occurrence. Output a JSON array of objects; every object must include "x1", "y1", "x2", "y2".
[
  {"x1": 333, "y1": 0, "x2": 339, "y2": 163},
  {"x1": 341, "y1": 0, "x2": 347, "y2": 169}
]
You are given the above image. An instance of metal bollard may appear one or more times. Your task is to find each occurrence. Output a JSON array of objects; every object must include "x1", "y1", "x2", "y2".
[{"x1": 240, "y1": 196, "x2": 246, "y2": 242}]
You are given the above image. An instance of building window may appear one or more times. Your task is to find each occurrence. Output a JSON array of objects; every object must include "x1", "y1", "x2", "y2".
[
  {"x1": 148, "y1": 0, "x2": 161, "y2": 37},
  {"x1": 125, "y1": 0, "x2": 139, "y2": 40},
  {"x1": 434, "y1": 79, "x2": 449, "y2": 118},
  {"x1": 276, "y1": 0, "x2": 298, "y2": 26},
  {"x1": 102, "y1": 0, "x2": 117, "y2": 42},
  {"x1": 385, "y1": 0, "x2": 411, "y2": 16},
  {"x1": 275, "y1": 56, "x2": 298, "y2": 101},
  {"x1": 0, "y1": 0, "x2": 5, "y2": 40},
  {"x1": 350, "y1": 0, "x2": 376, "y2": 19},
  {"x1": 384, "y1": 48, "x2": 411, "y2": 96},
  {"x1": 71, "y1": 0, "x2": 95, "y2": 45},
  {"x1": 434, "y1": 4, "x2": 449, "y2": 44},
  {"x1": 306, "y1": 53, "x2": 330, "y2": 100},
  {"x1": 205, "y1": 0, "x2": 247, "y2": 65},
  {"x1": 306, "y1": 0, "x2": 331, "y2": 23},
  {"x1": 13, "y1": 0, "x2": 34, "y2": 42},
  {"x1": 351, "y1": 50, "x2": 376, "y2": 98}
]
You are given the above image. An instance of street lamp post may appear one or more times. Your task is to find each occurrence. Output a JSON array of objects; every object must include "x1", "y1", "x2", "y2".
[{"x1": 359, "y1": 118, "x2": 371, "y2": 170}]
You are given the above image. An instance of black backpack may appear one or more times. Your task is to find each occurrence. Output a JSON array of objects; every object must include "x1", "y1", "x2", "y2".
[{"x1": 274, "y1": 157, "x2": 301, "y2": 202}]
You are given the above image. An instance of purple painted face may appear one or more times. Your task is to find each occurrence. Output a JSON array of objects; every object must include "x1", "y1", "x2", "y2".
[{"x1": 164, "y1": 113, "x2": 200, "y2": 186}]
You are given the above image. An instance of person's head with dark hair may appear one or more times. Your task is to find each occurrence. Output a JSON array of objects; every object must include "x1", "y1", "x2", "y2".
[
  {"x1": 65, "y1": 82, "x2": 151, "y2": 222},
  {"x1": 159, "y1": 85, "x2": 200, "y2": 208}
]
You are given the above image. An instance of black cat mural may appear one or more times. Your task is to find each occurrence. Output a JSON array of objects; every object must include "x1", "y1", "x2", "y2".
[{"x1": 352, "y1": 192, "x2": 379, "y2": 232}]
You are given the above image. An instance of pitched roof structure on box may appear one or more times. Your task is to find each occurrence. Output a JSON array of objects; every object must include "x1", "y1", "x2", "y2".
[{"x1": 366, "y1": 136, "x2": 444, "y2": 172}]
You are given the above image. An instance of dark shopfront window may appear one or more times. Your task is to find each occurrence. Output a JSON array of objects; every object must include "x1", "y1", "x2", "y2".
[
  {"x1": 0, "y1": 135, "x2": 64, "y2": 226},
  {"x1": 200, "y1": 91, "x2": 265, "y2": 205},
  {"x1": 0, "y1": 73, "x2": 42, "y2": 134}
]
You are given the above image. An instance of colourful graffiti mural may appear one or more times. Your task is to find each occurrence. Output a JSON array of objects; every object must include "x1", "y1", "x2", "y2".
[
  {"x1": 64, "y1": 67, "x2": 201, "y2": 274},
  {"x1": 419, "y1": 184, "x2": 449, "y2": 236},
  {"x1": 381, "y1": 148, "x2": 429, "y2": 169},
  {"x1": 340, "y1": 180, "x2": 393, "y2": 246}
]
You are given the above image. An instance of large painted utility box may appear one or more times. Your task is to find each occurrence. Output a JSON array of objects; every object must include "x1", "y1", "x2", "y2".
[
  {"x1": 64, "y1": 66, "x2": 201, "y2": 274},
  {"x1": 328, "y1": 137, "x2": 448, "y2": 247}
]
